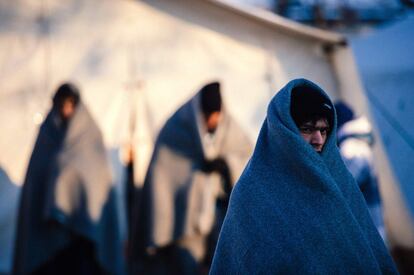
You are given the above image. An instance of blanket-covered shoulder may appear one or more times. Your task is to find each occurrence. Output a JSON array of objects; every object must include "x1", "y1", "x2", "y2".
[{"x1": 155, "y1": 100, "x2": 201, "y2": 157}]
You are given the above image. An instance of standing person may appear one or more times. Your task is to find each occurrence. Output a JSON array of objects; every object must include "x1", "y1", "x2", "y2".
[
  {"x1": 13, "y1": 83, "x2": 125, "y2": 275},
  {"x1": 129, "y1": 82, "x2": 252, "y2": 275},
  {"x1": 210, "y1": 79, "x2": 397, "y2": 274},
  {"x1": 335, "y1": 101, "x2": 386, "y2": 241}
]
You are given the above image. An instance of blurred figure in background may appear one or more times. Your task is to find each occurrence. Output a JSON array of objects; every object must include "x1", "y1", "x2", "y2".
[
  {"x1": 13, "y1": 83, "x2": 125, "y2": 275},
  {"x1": 335, "y1": 102, "x2": 386, "y2": 241},
  {"x1": 129, "y1": 82, "x2": 252, "y2": 274}
]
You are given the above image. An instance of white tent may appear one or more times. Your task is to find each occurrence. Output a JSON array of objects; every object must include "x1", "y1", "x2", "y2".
[
  {"x1": 0, "y1": 0, "x2": 365, "y2": 273},
  {"x1": 351, "y1": 14, "x2": 414, "y2": 251}
]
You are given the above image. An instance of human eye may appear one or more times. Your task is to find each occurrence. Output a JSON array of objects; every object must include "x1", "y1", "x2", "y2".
[
  {"x1": 320, "y1": 128, "x2": 329, "y2": 136},
  {"x1": 300, "y1": 126, "x2": 313, "y2": 134}
]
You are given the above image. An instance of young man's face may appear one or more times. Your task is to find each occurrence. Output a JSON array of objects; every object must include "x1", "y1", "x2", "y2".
[
  {"x1": 298, "y1": 118, "x2": 330, "y2": 153},
  {"x1": 59, "y1": 98, "x2": 76, "y2": 121},
  {"x1": 205, "y1": 111, "x2": 221, "y2": 133}
]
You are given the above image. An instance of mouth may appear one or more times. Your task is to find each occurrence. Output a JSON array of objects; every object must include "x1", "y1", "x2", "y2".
[{"x1": 312, "y1": 145, "x2": 322, "y2": 152}]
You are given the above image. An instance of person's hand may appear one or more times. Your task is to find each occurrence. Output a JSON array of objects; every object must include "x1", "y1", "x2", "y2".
[
  {"x1": 202, "y1": 157, "x2": 228, "y2": 174},
  {"x1": 202, "y1": 157, "x2": 232, "y2": 194}
]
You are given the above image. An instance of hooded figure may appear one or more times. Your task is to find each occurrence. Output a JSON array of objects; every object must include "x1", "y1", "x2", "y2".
[
  {"x1": 13, "y1": 83, "x2": 125, "y2": 275},
  {"x1": 335, "y1": 102, "x2": 385, "y2": 241},
  {"x1": 130, "y1": 82, "x2": 252, "y2": 274},
  {"x1": 210, "y1": 79, "x2": 397, "y2": 274}
]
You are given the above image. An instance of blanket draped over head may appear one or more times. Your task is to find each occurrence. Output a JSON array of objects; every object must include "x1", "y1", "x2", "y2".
[
  {"x1": 130, "y1": 86, "x2": 252, "y2": 264},
  {"x1": 13, "y1": 103, "x2": 124, "y2": 275},
  {"x1": 210, "y1": 79, "x2": 398, "y2": 274}
]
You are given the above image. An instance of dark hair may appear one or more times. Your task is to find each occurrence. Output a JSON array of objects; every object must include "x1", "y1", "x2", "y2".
[
  {"x1": 290, "y1": 86, "x2": 333, "y2": 129},
  {"x1": 53, "y1": 83, "x2": 80, "y2": 107},
  {"x1": 297, "y1": 115, "x2": 330, "y2": 131},
  {"x1": 200, "y1": 82, "x2": 222, "y2": 116}
]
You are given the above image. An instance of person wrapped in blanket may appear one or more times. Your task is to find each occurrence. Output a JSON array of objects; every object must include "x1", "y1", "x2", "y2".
[
  {"x1": 13, "y1": 83, "x2": 125, "y2": 275},
  {"x1": 129, "y1": 82, "x2": 252, "y2": 274},
  {"x1": 210, "y1": 79, "x2": 397, "y2": 274}
]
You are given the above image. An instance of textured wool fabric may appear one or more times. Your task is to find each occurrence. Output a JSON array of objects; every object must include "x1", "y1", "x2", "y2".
[
  {"x1": 210, "y1": 79, "x2": 398, "y2": 274},
  {"x1": 13, "y1": 103, "x2": 125, "y2": 275},
  {"x1": 130, "y1": 85, "x2": 252, "y2": 272}
]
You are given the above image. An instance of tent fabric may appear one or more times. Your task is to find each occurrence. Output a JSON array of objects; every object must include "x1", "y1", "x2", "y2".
[
  {"x1": 210, "y1": 78, "x2": 397, "y2": 274},
  {"x1": 13, "y1": 102, "x2": 125, "y2": 275},
  {"x1": 130, "y1": 87, "x2": 252, "y2": 261}
]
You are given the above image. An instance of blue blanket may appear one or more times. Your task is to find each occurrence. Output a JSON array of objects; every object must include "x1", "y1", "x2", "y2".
[{"x1": 210, "y1": 79, "x2": 398, "y2": 274}]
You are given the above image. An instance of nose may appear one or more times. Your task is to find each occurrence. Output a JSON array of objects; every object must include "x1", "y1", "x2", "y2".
[{"x1": 311, "y1": 130, "x2": 324, "y2": 146}]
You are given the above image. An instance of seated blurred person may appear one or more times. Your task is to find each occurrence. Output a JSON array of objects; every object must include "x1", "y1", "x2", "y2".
[
  {"x1": 13, "y1": 83, "x2": 124, "y2": 275},
  {"x1": 129, "y1": 82, "x2": 252, "y2": 274},
  {"x1": 335, "y1": 101, "x2": 385, "y2": 241}
]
